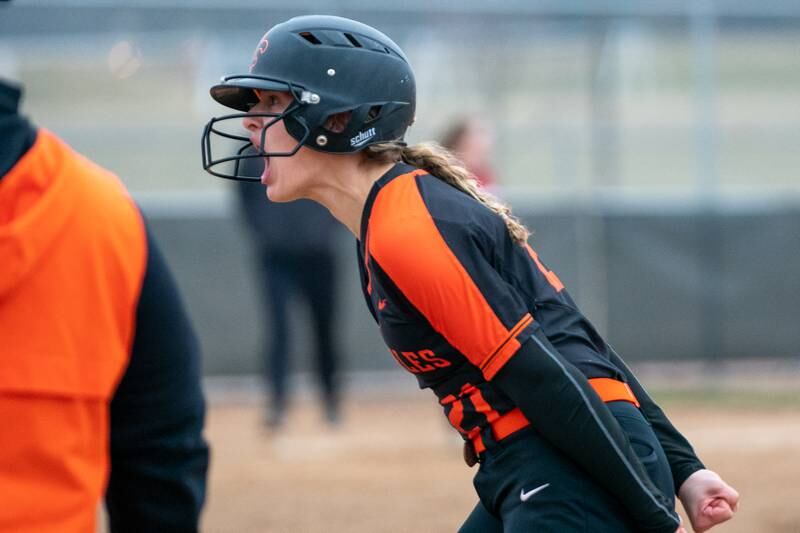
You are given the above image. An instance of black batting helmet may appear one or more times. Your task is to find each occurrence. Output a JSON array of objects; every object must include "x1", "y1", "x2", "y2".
[{"x1": 202, "y1": 15, "x2": 416, "y2": 181}]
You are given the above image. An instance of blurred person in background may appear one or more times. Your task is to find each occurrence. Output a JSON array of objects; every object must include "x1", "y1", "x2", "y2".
[
  {"x1": 0, "y1": 77, "x2": 208, "y2": 532},
  {"x1": 233, "y1": 155, "x2": 343, "y2": 428},
  {"x1": 439, "y1": 117, "x2": 498, "y2": 189},
  {"x1": 202, "y1": 15, "x2": 738, "y2": 533}
]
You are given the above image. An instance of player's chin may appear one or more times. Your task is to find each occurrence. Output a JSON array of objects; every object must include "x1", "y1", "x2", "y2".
[
  {"x1": 265, "y1": 185, "x2": 284, "y2": 202},
  {"x1": 265, "y1": 180, "x2": 295, "y2": 203}
]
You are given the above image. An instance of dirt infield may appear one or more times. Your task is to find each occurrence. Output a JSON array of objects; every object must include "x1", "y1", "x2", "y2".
[{"x1": 201, "y1": 386, "x2": 800, "y2": 533}]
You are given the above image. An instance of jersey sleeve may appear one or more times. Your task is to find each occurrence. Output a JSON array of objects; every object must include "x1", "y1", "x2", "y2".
[{"x1": 367, "y1": 177, "x2": 535, "y2": 379}]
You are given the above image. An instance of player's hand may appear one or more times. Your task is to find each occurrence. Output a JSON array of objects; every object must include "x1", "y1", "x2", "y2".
[{"x1": 678, "y1": 469, "x2": 739, "y2": 532}]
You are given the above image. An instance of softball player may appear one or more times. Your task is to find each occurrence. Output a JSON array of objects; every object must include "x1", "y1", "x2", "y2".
[{"x1": 202, "y1": 15, "x2": 738, "y2": 532}]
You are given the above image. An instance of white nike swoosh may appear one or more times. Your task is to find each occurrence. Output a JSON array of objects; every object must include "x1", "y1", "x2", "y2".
[{"x1": 520, "y1": 483, "x2": 550, "y2": 502}]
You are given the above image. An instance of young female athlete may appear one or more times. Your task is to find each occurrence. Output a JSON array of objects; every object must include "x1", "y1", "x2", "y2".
[{"x1": 202, "y1": 15, "x2": 739, "y2": 532}]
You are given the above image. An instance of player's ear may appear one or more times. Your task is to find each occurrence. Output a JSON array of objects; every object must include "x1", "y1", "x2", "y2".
[{"x1": 324, "y1": 111, "x2": 352, "y2": 134}]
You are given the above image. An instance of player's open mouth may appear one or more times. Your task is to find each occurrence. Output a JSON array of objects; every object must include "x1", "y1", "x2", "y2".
[{"x1": 260, "y1": 156, "x2": 271, "y2": 184}]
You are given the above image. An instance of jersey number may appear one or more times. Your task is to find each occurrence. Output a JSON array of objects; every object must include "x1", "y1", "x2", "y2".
[{"x1": 525, "y1": 244, "x2": 565, "y2": 292}]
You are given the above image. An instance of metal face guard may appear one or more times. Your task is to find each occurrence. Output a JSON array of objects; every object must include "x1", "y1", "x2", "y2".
[
  {"x1": 202, "y1": 76, "x2": 314, "y2": 181},
  {"x1": 201, "y1": 105, "x2": 310, "y2": 182}
]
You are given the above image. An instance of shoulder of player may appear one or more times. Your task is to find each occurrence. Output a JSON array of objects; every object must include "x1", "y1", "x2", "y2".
[
  {"x1": 373, "y1": 171, "x2": 499, "y2": 229},
  {"x1": 414, "y1": 173, "x2": 490, "y2": 215},
  {"x1": 368, "y1": 188, "x2": 500, "y2": 276}
]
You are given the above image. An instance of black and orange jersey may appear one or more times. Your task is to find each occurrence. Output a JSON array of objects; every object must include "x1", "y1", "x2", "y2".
[
  {"x1": 357, "y1": 163, "x2": 703, "y2": 531},
  {"x1": 357, "y1": 163, "x2": 622, "y2": 435}
]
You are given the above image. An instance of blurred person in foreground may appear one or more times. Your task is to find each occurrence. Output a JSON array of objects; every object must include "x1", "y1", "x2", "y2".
[
  {"x1": 0, "y1": 77, "x2": 208, "y2": 532},
  {"x1": 440, "y1": 118, "x2": 498, "y2": 189},
  {"x1": 201, "y1": 15, "x2": 737, "y2": 533},
  {"x1": 234, "y1": 155, "x2": 343, "y2": 428}
]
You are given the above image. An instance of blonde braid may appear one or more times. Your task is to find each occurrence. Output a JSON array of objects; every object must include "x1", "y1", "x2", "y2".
[{"x1": 364, "y1": 141, "x2": 530, "y2": 244}]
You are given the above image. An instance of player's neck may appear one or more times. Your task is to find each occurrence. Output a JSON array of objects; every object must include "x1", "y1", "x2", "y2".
[{"x1": 305, "y1": 159, "x2": 395, "y2": 239}]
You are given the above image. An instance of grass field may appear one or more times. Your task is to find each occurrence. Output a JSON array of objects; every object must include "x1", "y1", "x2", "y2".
[{"x1": 201, "y1": 380, "x2": 800, "y2": 533}]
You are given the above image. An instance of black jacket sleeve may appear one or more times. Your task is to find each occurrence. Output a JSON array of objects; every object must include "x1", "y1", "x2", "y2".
[
  {"x1": 105, "y1": 226, "x2": 209, "y2": 533},
  {"x1": 605, "y1": 346, "x2": 705, "y2": 492},
  {"x1": 0, "y1": 80, "x2": 37, "y2": 179},
  {"x1": 492, "y1": 328, "x2": 682, "y2": 533}
]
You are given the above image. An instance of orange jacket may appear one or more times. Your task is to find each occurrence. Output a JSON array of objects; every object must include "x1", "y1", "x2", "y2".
[{"x1": 0, "y1": 129, "x2": 147, "y2": 532}]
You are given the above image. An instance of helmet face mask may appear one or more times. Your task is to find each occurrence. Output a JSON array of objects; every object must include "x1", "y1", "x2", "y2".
[
  {"x1": 201, "y1": 15, "x2": 416, "y2": 181},
  {"x1": 201, "y1": 77, "x2": 310, "y2": 181}
]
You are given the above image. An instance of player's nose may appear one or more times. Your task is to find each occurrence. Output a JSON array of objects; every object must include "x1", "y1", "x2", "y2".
[
  {"x1": 242, "y1": 115, "x2": 263, "y2": 135},
  {"x1": 242, "y1": 117, "x2": 265, "y2": 149}
]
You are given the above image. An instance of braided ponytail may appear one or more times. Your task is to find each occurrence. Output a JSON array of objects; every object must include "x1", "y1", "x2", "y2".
[{"x1": 364, "y1": 141, "x2": 530, "y2": 244}]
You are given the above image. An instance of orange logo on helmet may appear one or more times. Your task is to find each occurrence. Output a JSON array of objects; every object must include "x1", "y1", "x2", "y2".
[{"x1": 249, "y1": 34, "x2": 269, "y2": 72}]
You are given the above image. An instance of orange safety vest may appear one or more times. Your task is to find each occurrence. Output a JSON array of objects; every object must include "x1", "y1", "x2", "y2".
[{"x1": 0, "y1": 129, "x2": 147, "y2": 532}]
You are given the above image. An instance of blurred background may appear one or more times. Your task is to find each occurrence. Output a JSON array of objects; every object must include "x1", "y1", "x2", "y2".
[{"x1": 2, "y1": 1, "x2": 799, "y2": 532}]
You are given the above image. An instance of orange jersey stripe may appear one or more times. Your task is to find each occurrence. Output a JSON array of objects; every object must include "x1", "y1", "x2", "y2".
[
  {"x1": 589, "y1": 378, "x2": 641, "y2": 407},
  {"x1": 480, "y1": 314, "x2": 534, "y2": 380},
  {"x1": 368, "y1": 172, "x2": 526, "y2": 376},
  {"x1": 447, "y1": 399, "x2": 466, "y2": 434},
  {"x1": 469, "y1": 379, "x2": 641, "y2": 453},
  {"x1": 469, "y1": 388, "x2": 501, "y2": 425}
]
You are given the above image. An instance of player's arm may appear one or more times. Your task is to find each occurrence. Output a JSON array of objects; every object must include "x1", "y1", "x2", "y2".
[
  {"x1": 491, "y1": 330, "x2": 681, "y2": 533},
  {"x1": 603, "y1": 350, "x2": 739, "y2": 529},
  {"x1": 105, "y1": 225, "x2": 209, "y2": 533},
  {"x1": 605, "y1": 345, "x2": 705, "y2": 492}
]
